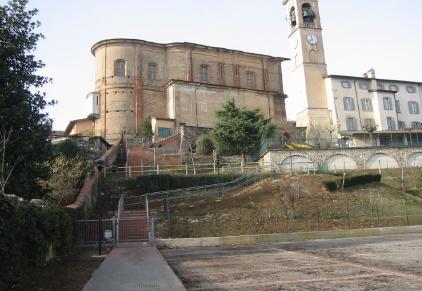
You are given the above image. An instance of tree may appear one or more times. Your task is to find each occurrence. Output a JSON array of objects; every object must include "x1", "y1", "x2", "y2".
[
  {"x1": 40, "y1": 154, "x2": 91, "y2": 206},
  {"x1": 213, "y1": 100, "x2": 275, "y2": 161},
  {"x1": 0, "y1": 0, "x2": 53, "y2": 198},
  {"x1": 195, "y1": 134, "x2": 215, "y2": 155},
  {"x1": 138, "y1": 117, "x2": 153, "y2": 140}
]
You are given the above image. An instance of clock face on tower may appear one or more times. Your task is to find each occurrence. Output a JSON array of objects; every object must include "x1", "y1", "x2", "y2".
[{"x1": 307, "y1": 34, "x2": 318, "y2": 45}]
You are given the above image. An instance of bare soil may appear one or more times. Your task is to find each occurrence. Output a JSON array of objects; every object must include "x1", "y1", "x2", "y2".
[
  {"x1": 157, "y1": 169, "x2": 422, "y2": 238},
  {"x1": 18, "y1": 248, "x2": 110, "y2": 291}
]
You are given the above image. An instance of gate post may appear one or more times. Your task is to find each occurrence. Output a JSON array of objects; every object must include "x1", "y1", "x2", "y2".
[
  {"x1": 116, "y1": 217, "x2": 119, "y2": 245},
  {"x1": 149, "y1": 216, "x2": 156, "y2": 244},
  {"x1": 112, "y1": 217, "x2": 117, "y2": 246}
]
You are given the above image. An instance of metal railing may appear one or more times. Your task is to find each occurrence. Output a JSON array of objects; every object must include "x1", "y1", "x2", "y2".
[
  {"x1": 75, "y1": 219, "x2": 116, "y2": 246},
  {"x1": 105, "y1": 161, "x2": 262, "y2": 178},
  {"x1": 121, "y1": 173, "x2": 262, "y2": 238}
]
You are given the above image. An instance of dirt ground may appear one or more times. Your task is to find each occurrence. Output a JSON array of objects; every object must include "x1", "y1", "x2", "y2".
[
  {"x1": 162, "y1": 171, "x2": 422, "y2": 238},
  {"x1": 161, "y1": 234, "x2": 422, "y2": 290},
  {"x1": 18, "y1": 248, "x2": 109, "y2": 291}
]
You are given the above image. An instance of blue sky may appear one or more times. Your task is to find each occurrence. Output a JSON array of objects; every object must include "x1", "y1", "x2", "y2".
[{"x1": 3, "y1": 0, "x2": 422, "y2": 130}]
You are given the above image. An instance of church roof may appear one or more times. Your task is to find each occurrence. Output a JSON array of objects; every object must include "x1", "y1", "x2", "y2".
[{"x1": 91, "y1": 38, "x2": 289, "y2": 62}]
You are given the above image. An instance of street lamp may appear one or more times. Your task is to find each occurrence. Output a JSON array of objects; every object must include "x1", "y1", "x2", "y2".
[{"x1": 94, "y1": 158, "x2": 106, "y2": 256}]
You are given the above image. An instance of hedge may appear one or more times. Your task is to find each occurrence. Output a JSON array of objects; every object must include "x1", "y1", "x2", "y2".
[
  {"x1": 0, "y1": 195, "x2": 75, "y2": 290},
  {"x1": 323, "y1": 173, "x2": 382, "y2": 191}
]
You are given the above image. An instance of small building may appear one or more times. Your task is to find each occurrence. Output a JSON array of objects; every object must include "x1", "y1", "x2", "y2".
[{"x1": 64, "y1": 117, "x2": 96, "y2": 137}]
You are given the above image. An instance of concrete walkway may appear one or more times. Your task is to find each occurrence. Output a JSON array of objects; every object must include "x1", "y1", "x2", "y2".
[{"x1": 83, "y1": 244, "x2": 185, "y2": 291}]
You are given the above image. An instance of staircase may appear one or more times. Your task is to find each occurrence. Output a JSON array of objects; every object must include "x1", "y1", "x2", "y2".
[
  {"x1": 117, "y1": 192, "x2": 152, "y2": 243},
  {"x1": 118, "y1": 210, "x2": 149, "y2": 241}
]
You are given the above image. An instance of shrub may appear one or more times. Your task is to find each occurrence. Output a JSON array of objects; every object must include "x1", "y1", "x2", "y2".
[
  {"x1": 323, "y1": 173, "x2": 381, "y2": 191},
  {"x1": 41, "y1": 154, "x2": 91, "y2": 206},
  {"x1": 0, "y1": 195, "x2": 75, "y2": 290},
  {"x1": 195, "y1": 134, "x2": 215, "y2": 155},
  {"x1": 54, "y1": 139, "x2": 80, "y2": 158}
]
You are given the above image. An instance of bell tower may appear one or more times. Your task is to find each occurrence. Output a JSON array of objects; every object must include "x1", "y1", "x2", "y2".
[{"x1": 283, "y1": 0, "x2": 332, "y2": 144}]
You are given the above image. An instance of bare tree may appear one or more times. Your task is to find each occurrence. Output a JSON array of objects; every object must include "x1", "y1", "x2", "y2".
[
  {"x1": 0, "y1": 128, "x2": 20, "y2": 194},
  {"x1": 363, "y1": 125, "x2": 378, "y2": 147}
]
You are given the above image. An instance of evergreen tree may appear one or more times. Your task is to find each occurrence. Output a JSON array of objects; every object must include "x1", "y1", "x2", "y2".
[
  {"x1": 138, "y1": 117, "x2": 153, "y2": 140},
  {"x1": 0, "y1": 0, "x2": 53, "y2": 198},
  {"x1": 213, "y1": 100, "x2": 275, "y2": 161}
]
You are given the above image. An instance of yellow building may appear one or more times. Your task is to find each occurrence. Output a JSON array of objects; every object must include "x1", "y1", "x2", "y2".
[{"x1": 88, "y1": 39, "x2": 288, "y2": 142}]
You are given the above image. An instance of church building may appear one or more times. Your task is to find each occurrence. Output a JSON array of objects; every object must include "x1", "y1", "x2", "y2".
[{"x1": 67, "y1": 39, "x2": 289, "y2": 142}]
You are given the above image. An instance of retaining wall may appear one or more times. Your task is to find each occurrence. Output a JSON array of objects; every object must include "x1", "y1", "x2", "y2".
[{"x1": 260, "y1": 147, "x2": 422, "y2": 171}]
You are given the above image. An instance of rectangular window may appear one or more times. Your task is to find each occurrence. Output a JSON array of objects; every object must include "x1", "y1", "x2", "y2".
[
  {"x1": 341, "y1": 81, "x2": 351, "y2": 89},
  {"x1": 247, "y1": 72, "x2": 257, "y2": 89},
  {"x1": 343, "y1": 97, "x2": 355, "y2": 111},
  {"x1": 398, "y1": 121, "x2": 406, "y2": 129},
  {"x1": 377, "y1": 83, "x2": 385, "y2": 90},
  {"x1": 412, "y1": 122, "x2": 422, "y2": 129},
  {"x1": 346, "y1": 117, "x2": 357, "y2": 131},
  {"x1": 389, "y1": 84, "x2": 399, "y2": 92},
  {"x1": 387, "y1": 117, "x2": 396, "y2": 130},
  {"x1": 114, "y1": 59, "x2": 126, "y2": 77},
  {"x1": 359, "y1": 82, "x2": 370, "y2": 90},
  {"x1": 361, "y1": 98, "x2": 373, "y2": 112},
  {"x1": 409, "y1": 101, "x2": 420, "y2": 114},
  {"x1": 218, "y1": 63, "x2": 224, "y2": 80},
  {"x1": 395, "y1": 100, "x2": 401, "y2": 113},
  {"x1": 383, "y1": 97, "x2": 393, "y2": 110},
  {"x1": 200, "y1": 65, "x2": 209, "y2": 82},
  {"x1": 148, "y1": 63, "x2": 157, "y2": 80},
  {"x1": 406, "y1": 85, "x2": 417, "y2": 94},
  {"x1": 158, "y1": 127, "x2": 172, "y2": 138}
]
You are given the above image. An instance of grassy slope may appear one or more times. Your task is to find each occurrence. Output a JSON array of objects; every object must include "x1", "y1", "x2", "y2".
[{"x1": 161, "y1": 169, "x2": 422, "y2": 238}]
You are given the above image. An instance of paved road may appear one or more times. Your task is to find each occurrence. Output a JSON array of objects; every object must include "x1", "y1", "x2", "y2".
[
  {"x1": 83, "y1": 244, "x2": 185, "y2": 291},
  {"x1": 161, "y1": 234, "x2": 422, "y2": 290}
]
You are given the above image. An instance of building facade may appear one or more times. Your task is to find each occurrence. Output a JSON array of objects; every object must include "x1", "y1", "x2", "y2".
[
  {"x1": 325, "y1": 71, "x2": 422, "y2": 147},
  {"x1": 283, "y1": 0, "x2": 422, "y2": 148},
  {"x1": 90, "y1": 39, "x2": 288, "y2": 141}
]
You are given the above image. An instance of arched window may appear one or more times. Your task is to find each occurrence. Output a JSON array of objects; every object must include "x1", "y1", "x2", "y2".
[
  {"x1": 148, "y1": 63, "x2": 157, "y2": 80},
  {"x1": 114, "y1": 59, "x2": 126, "y2": 77},
  {"x1": 290, "y1": 7, "x2": 297, "y2": 26},
  {"x1": 302, "y1": 3, "x2": 315, "y2": 25},
  {"x1": 247, "y1": 72, "x2": 257, "y2": 89}
]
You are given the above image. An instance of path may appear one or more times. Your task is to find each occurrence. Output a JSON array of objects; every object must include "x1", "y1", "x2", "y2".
[
  {"x1": 161, "y1": 233, "x2": 422, "y2": 290},
  {"x1": 83, "y1": 244, "x2": 185, "y2": 291}
]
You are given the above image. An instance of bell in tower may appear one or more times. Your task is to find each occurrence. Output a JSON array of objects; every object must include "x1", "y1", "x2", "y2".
[{"x1": 302, "y1": 3, "x2": 315, "y2": 24}]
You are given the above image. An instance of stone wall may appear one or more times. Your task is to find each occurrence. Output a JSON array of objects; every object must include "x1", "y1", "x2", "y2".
[
  {"x1": 179, "y1": 124, "x2": 212, "y2": 152},
  {"x1": 260, "y1": 147, "x2": 422, "y2": 171}
]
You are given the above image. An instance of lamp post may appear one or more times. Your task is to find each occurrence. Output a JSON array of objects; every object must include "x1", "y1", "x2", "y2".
[
  {"x1": 94, "y1": 158, "x2": 106, "y2": 256},
  {"x1": 216, "y1": 159, "x2": 221, "y2": 198}
]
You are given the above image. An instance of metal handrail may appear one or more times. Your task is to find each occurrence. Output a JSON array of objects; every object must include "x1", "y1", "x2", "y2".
[{"x1": 124, "y1": 174, "x2": 252, "y2": 203}]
